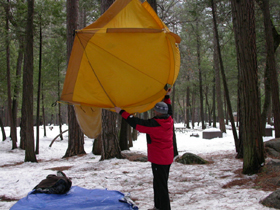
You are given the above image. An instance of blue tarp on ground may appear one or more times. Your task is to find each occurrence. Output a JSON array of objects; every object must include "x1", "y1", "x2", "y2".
[{"x1": 10, "y1": 186, "x2": 138, "y2": 210}]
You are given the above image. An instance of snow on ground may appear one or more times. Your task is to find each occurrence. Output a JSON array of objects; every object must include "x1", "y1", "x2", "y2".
[{"x1": 0, "y1": 124, "x2": 277, "y2": 210}]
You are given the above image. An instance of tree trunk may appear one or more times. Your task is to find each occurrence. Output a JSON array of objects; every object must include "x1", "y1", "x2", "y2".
[
  {"x1": 172, "y1": 126, "x2": 178, "y2": 157},
  {"x1": 196, "y1": 20, "x2": 205, "y2": 130},
  {"x1": 23, "y1": 0, "x2": 37, "y2": 162},
  {"x1": 267, "y1": 103, "x2": 272, "y2": 125},
  {"x1": 231, "y1": 0, "x2": 243, "y2": 158},
  {"x1": 213, "y1": 14, "x2": 225, "y2": 132},
  {"x1": 64, "y1": 0, "x2": 85, "y2": 158},
  {"x1": 58, "y1": 64, "x2": 63, "y2": 140},
  {"x1": 79, "y1": 5, "x2": 86, "y2": 28},
  {"x1": 171, "y1": 84, "x2": 175, "y2": 114},
  {"x1": 237, "y1": 73, "x2": 244, "y2": 158},
  {"x1": 42, "y1": 83, "x2": 47, "y2": 137},
  {"x1": 212, "y1": 0, "x2": 239, "y2": 152},
  {"x1": 191, "y1": 89, "x2": 196, "y2": 129},
  {"x1": 35, "y1": 20, "x2": 42, "y2": 155},
  {"x1": 100, "y1": 109, "x2": 122, "y2": 160},
  {"x1": 171, "y1": 86, "x2": 178, "y2": 157},
  {"x1": 119, "y1": 118, "x2": 129, "y2": 151},
  {"x1": 224, "y1": 95, "x2": 228, "y2": 125},
  {"x1": 212, "y1": 76, "x2": 216, "y2": 128},
  {"x1": 12, "y1": 36, "x2": 23, "y2": 140},
  {"x1": 64, "y1": 106, "x2": 85, "y2": 157},
  {"x1": 231, "y1": 0, "x2": 264, "y2": 174},
  {"x1": 186, "y1": 84, "x2": 190, "y2": 128},
  {"x1": 5, "y1": 0, "x2": 17, "y2": 149},
  {"x1": 132, "y1": 114, "x2": 138, "y2": 141},
  {"x1": 205, "y1": 85, "x2": 212, "y2": 126},
  {"x1": 262, "y1": 0, "x2": 280, "y2": 138},
  {"x1": 99, "y1": 0, "x2": 122, "y2": 160},
  {"x1": 0, "y1": 116, "x2": 6, "y2": 141},
  {"x1": 143, "y1": 112, "x2": 149, "y2": 120},
  {"x1": 132, "y1": 128, "x2": 137, "y2": 140},
  {"x1": 92, "y1": 135, "x2": 102, "y2": 155},
  {"x1": 19, "y1": 117, "x2": 25, "y2": 149},
  {"x1": 261, "y1": 59, "x2": 271, "y2": 136},
  {"x1": 128, "y1": 125, "x2": 133, "y2": 148},
  {"x1": 147, "y1": 0, "x2": 157, "y2": 14},
  {"x1": 100, "y1": 0, "x2": 115, "y2": 14},
  {"x1": 58, "y1": 104, "x2": 63, "y2": 139}
]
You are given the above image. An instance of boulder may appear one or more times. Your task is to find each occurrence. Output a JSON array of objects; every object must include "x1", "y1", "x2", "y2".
[
  {"x1": 122, "y1": 152, "x2": 147, "y2": 162},
  {"x1": 265, "y1": 127, "x2": 274, "y2": 136},
  {"x1": 190, "y1": 133, "x2": 199, "y2": 137},
  {"x1": 264, "y1": 138, "x2": 280, "y2": 158},
  {"x1": 261, "y1": 188, "x2": 280, "y2": 209},
  {"x1": 175, "y1": 153, "x2": 208, "y2": 164},
  {"x1": 202, "y1": 130, "x2": 222, "y2": 139}
]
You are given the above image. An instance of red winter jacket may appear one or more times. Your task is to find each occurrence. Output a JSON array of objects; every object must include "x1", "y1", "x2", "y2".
[{"x1": 119, "y1": 96, "x2": 174, "y2": 165}]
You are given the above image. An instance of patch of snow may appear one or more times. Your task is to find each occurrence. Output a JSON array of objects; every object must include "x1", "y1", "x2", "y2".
[{"x1": 0, "y1": 124, "x2": 276, "y2": 210}]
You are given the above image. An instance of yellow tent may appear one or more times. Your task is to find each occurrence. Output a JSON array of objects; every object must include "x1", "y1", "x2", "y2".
[{"x1": 61, "y1": 0, "x2": 181, "y2": 138}]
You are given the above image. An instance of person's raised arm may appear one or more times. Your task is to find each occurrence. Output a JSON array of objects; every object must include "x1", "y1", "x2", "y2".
[{"x1": 164, "y1": 88, "x2": 172, "y2": 116}]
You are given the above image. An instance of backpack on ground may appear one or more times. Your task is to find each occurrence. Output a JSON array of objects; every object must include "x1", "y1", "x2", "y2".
[{"x1": 32, "y1": 171, "x2": 72, "y2": 194}]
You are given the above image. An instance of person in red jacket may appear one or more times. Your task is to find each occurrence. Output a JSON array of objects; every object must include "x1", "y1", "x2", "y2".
[{"x1": 115, "y1": 88, "x2": 173, "y2": 210}]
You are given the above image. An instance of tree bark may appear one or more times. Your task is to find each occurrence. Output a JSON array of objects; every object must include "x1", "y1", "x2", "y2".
[
  {"x1": 119, "y1": 118, "x2": 129, "y2": 151},
  {"x1": 12, "y1": 36, "x2": 23, "y2": 142},
  {"x1": 262, "y1": 0, "x2": 280, "y2": 138},
  {"x1": 100, "y1": 0, "x2": 115, "y2": 14},
  {"x1": 256, "y1": 0, "x2": 280, "y2": 136},
  {"x1": 231, "y1": 0, "x2": 243, "y2": 158},
  {"x1": 0, "y1": 116, "x2": 6, "y2": 141},
  {"x1": 42, "y1": 83, "x2": 47, "y2": 137},
  {"x1": 49, "y1": 129, "x2": 68, "y2": 147},
  {"x1": 128, "y1": 125, "x2": 133, "y2": 148},
  {"x1": 205, "y1": 85, "x2": 212, "y2": 126},
  {"x1": 212, "y1": 0, "x2": 239, "y2": 151},
  {"x1": 191, "y1": 89, "x2": 196, "y2": 129},
  {"x1": 64, "y1": 0, "x2": 86, "y2": 158},
  {"x1": 196, "y1": 20, "x2": 205, "y2": 130},
  {"x1": 132, "y1": 129, "x2": 137, "y2": 140},
  {"x1": 171, "y1": 86, "x2": 178, "y2": 157},
  {"x1": 231, "y1": 0, "x2": 264, "y2": 174},
  {"x1": 100, "y1": 109, "x2": 122, "y2": 160},
  {"x1": 186, "y1": 83, "x2": 190, "y2": 128},
  {"x1": 212, "y1": 76, "x2": 216, "y2": 128},
  {"x1": 212, "y1": 12, "x2": 225, "y2": 132},
  {"x1": 92, "y1": 135, "x2": 102, "y2": 155},
  {"x1": 64, "y1": 106, "x2": 85, "y2": 157},
  {"x1": 255, "y1": 0, "x2": 280, "y2": 50},
  {"x1": 147, "y1": 0, "x2": 157, "y2": 14},
  {"x1": 58, "y1": 64, "x2": 63, "y2": 140},
  {"x1": 261, "y1": 59, "x2": 272, "y2": 136},
  {"x1": 5, "y1": 0, "x2": 17, "y2": 149},
  {"x1": 23, "y1": 0, "x2": 37, "y2": 162},
  {"x1": 35, "y1": 20, "x2": 42, "y2": 155},
  {"x1": 99, "y1": 0, "x2": 122, "y2": 160},
  {"x1": 132, "y1": 114, "x2": 138, "y2": 141},
  {"x1": 19, "y1": 117, "x2": 25, "y2": 149}
]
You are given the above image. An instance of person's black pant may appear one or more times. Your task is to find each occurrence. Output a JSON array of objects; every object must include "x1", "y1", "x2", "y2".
[{"x1": 151, "y1": 163, "x2": 171, "y2": 210}]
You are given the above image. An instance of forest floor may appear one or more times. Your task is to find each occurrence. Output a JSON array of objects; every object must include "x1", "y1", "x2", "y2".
[{"x1": 123, "y1": 152, "x2": 280, "y2": 192}]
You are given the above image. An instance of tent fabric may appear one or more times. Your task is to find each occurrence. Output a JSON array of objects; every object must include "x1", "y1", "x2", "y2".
[
  {"x1": 10, "y1": 186, "x2": 138, "y2": 210},
  {"x1": 74, "y1": 105, "x2": 102, "y2": 139},
  {"x1": 60, "y1": 0, "x2": 180, "y2": 138}
]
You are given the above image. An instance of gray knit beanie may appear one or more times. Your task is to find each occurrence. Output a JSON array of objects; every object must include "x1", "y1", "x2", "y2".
[{"x1": 154, "y1": 102, "x2": 168, "y2": 114}]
